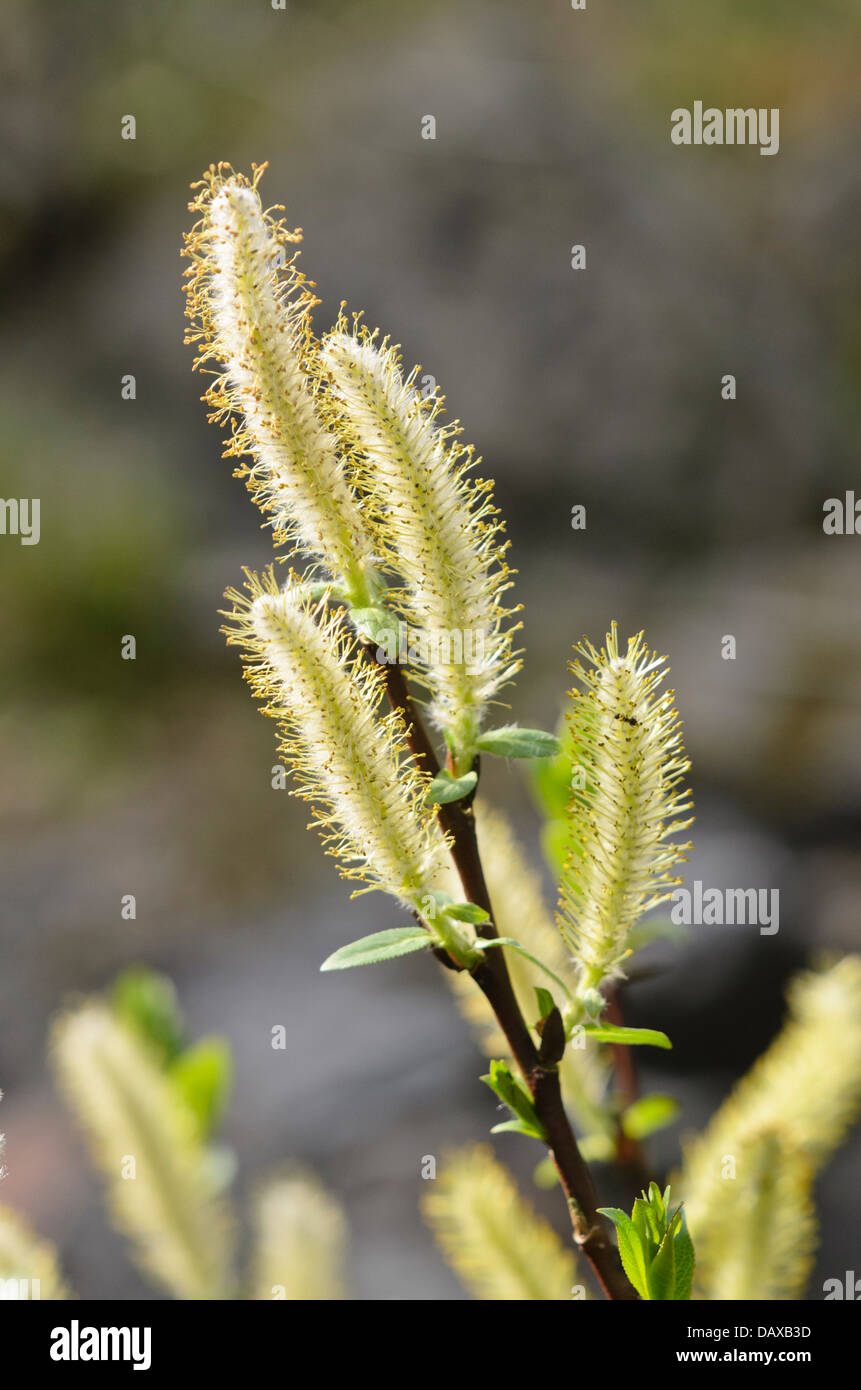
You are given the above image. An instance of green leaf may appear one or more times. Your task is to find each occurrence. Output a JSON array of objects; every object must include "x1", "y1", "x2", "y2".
[
  {"x1": 480, "y1": 1060, "x2": 547, "y2": 1140},
  {"x1": 349, "y1": 605, "x2": 392, "y2": 644},
  {"x1": 671, "y1": 1210, "x2": 696, "y2": 1301},
  {"x1": 303, "y1": 580, "x2": 347, "y2": 604},
  {"x1": 444, "y1": 901, "x2": 489, "y2": 924},
  {"x1": 475, "y1": 726, "x2": 561, "y2": 760},
  {"x1": 631, "y1": 1194, "x2": 657, "y2": 1252},
  {"x1": 320, "y1": 927, "x2": 432, "y2": 971},
  {"x1": 646, "y1": 1226, "x2": 676, "y2": 1301},
  {"x1": 475, "y1": 938, "x2": 574, "y2": 1001},
  {"x1": 533, "y1": 1155, "x2": 559, "y2": 1189},
  {"x1": 169, "y1": 1038, "x2": 232, "y2": 1140},
  {"x1": 582, "y1": 1022, "x2": 672, "y2": 1051},
  {"x1": 111, "y1": 967, "x2": 184, "y2": 1066},
  {"x1": 621, "y1": 1094, "x2": 680, "y2": 1141},
  {"x1": 602, "y1": 1186, "x2": 695, "y2": 1300},
  {"x1": 598, "y1": 1208, "x2": 648, "y2": 1298},
  {"x1": 425, "y1": 770, "x2": 478, "y2": 805}
]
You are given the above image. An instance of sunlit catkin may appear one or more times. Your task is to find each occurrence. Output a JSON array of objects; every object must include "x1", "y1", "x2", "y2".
[
  {"x1": 557, "y1": 623, "x2": 693, "y2": 1001},
  {"x1": 680, "y1": 957, "x2": 861, "y2": 1210},
  {"x1": 319, "y1": 321, "x2": 521, "y2": 771},
  {"x1": 224, "y1": 572, "x2": 449, "y2": 913},
  {"x1": 183, "y1": 166, "x2": 377, "y2": 605},
  {"x1": 686, "y1": 1131, "x2": 816, "y2": 1301}
]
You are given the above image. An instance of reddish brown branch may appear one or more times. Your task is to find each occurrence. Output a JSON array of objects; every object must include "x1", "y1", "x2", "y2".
[{"x1": 376, "y1": 653, "x2": 638, "y2": 1300}]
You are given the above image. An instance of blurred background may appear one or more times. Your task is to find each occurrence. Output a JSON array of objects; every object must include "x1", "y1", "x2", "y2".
[{"x1": 1, "y1": 0, "x2": 860, "y2": 1298}]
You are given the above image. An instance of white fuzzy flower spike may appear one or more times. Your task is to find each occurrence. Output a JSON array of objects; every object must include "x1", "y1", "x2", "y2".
[
  {"x1": 52, "y1": 1003, "x2": 234, "y2": 1301},
  {"x1": 423, "y1": 1145, "x2": 581, "y2": 1301},
  {"x1": 224, "y1": 571, "x2": 449, "y2": 912},
  {"x1": 557, "y1": 623, "x2": 693, "y2": 1002},
  {"x1": 679, "y1": 958, "x2": 861, "y2": 1299},
  {"x1": 319, "y1": 319, "x2": 521, "y2": 772},
  {"x1": 183, "y1": 166, "x2": 378, "y2": 606}
]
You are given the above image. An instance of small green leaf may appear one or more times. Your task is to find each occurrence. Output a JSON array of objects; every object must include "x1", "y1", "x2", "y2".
[
  {"x1": 475, "y1": 938, "x2": 574, "y2": 1001},
  {"x1": 304, "y1": 580, "x2": 347, "y2": 604},
  {"x1": 598, "y1": 1208, "x2": 648, "y2": 1298},
  {"x1": 169, "y1": 1038, "x2": 232, "y2": 1140},
  {"x1": 672, "y1": 1210, "x2": 696, "y2": 1301},
  {"x1": 349, "y1": 605, "x2": 392, "y2": 644},
  {"x1": 534, "y1": 986, "x2": 556, "y2": 1020},
  {"x1": 444, "y1": 901, "x2": 489, "y2": 924},
  {"x1": 490, "y1": 1118, "x2": 546, "y2": 1140},
  {"x1": 646, "y1": 1226, "x2": 676, "y2": 1301},
  {"x1": 111, "y1": 967, "x2": 184, "y2": 1066},
  {"x1": 630, "y1": 1196, "x2": 651, "y2": 1254},
  {"x1": 582, "y1": 1022, "x2": 672, "y2": 1050},
  {"x1": 475, "y1": 726, "x2": 561, "y2": 759},
  {"x1": 320, "y1": 927, "x2": 432, "y2": 971},
  {"x1": 480, "y1": 1060, "x2": 547, "y2": 1140},
  {"x1": 621, "y1": 1094, "x2": 680, "y2": 1141},
  {"x1": 426, "y1": 770, "x2": 478, "y2": 804}
]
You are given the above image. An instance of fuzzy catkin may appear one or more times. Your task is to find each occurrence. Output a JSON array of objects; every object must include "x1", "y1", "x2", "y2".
[
  {"x1": 319, "y1": 323, "x2": 521, "y2": 769},
  {"x1": 557, "y1": 623, "x2": 693, "y2": 995},
  {"x1": 423, "y1": 1145, "x2": 580, "y2": 1301},
  {"x1": 183, "y1": 166, "x2": 376, "y2": 603},
  {"x1": 52, "y1": 1004, "x2": 234, "y2": 1301},
  {"x1": 0, "y1": 1205, "x2": 69, "y2": 1299},
  {"x1": 689, "y1": 1132, "x2": 816, "y2": 1301},
  {"x1": 224, "y1": 572, "x2": 449, "y2": 910},
  {"x1": 250, "y1": 1172, "x2": 347, "y2": 1301}
]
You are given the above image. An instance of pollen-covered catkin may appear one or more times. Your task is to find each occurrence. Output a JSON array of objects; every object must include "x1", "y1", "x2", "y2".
[
  {"x1": 224, "y1": 572, "x2": 449, "y2": 911},
  {"x1": 678, "y1": 958, "x2": 861, "y2": 1300},
  {"x1": 423, "y1": 1145, "x2": 580, "y2": 1301},
  {"x1": 52, "y1": 1003, "x2": 234, "y2": 1301},
  {"x1": 319, "y1": 322, "x2": 521, "y2": 771},
  {"x1": 557, "y1": 623, "x2": 693, "y2": 1000},
  {"x1": 250, "y1": 1171, "x2": 347, "y2": 1301}
]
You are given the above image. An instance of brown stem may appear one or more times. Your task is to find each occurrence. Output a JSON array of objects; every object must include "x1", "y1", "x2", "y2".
[{"x1": 375, "y1": 652, "x2": 638, "y2": 1300}]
